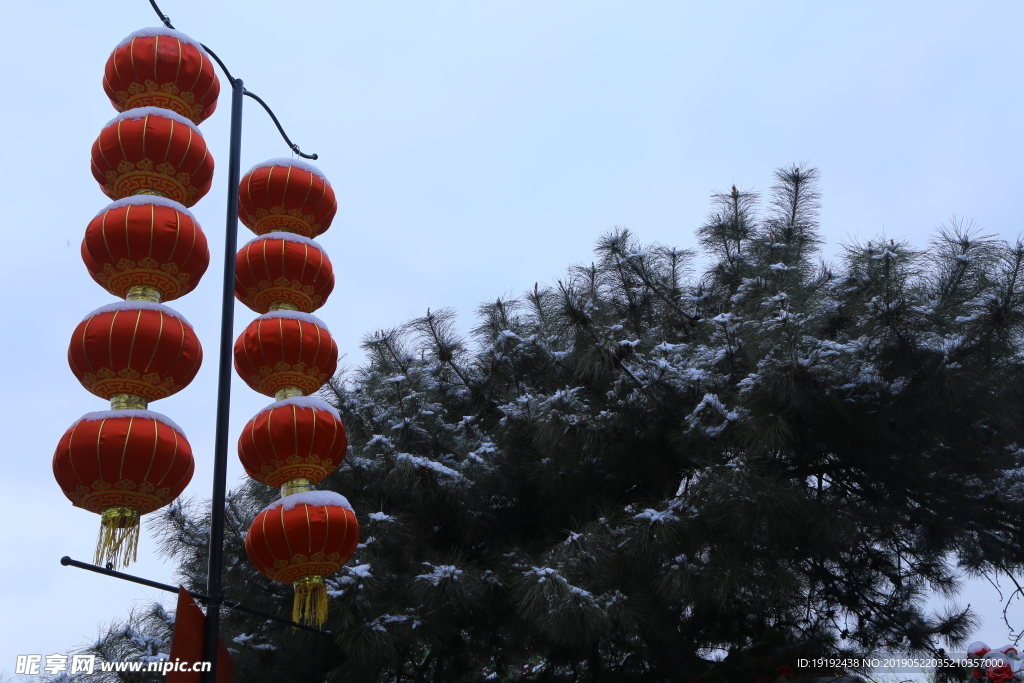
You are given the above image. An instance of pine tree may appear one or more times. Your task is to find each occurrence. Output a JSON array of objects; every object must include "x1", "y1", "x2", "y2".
[{"x1": 69, "y1": 165, "x2": 1024, "y2": 682}]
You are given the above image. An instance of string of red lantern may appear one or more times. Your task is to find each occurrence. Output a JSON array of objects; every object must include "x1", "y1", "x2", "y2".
[
  {"x1": 232, "y1": 158, "x2": 359, "y2": 627},
  {"x1": 55, "y1": 22, "x2": 359, "y2": 627},
  {"x1": 54, "y1": 26, "x2": 217, "y2": 570}
]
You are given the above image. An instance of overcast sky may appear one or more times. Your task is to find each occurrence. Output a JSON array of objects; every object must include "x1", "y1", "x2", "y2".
[{"x1": 2, "y1": 0, "x2": 1023, "y2": 677}]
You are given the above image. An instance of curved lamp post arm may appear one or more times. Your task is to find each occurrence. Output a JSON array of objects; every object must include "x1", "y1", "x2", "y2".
[
  {"x1": 242, "y1": 90, "x2": 318, "y2": 160},
  {"x1": 147, "y1": 0, "x2": 318, "y2": 158}
]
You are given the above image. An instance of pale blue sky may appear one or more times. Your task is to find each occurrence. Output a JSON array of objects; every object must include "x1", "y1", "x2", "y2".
[{"x1": 2, "y1": 0, "x2": 1022, "y2": 676}]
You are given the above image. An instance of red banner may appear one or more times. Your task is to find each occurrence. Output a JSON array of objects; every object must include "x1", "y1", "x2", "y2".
[{"x1": 167, "y1": 587, "x2": 233, "y2": 683}]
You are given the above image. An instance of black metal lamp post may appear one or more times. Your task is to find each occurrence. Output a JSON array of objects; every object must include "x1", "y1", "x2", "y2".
[{"x1": 202, "y1": 69, "x2": 243, "y2": 683}]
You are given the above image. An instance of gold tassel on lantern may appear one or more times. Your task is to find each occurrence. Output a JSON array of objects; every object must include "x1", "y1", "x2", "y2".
[
  {"x1": 293, "y1": 575, "x2": 328, "y2": 627},
  {"x1": 94, "y1": 506, "x2": 140, "y2": 569}
]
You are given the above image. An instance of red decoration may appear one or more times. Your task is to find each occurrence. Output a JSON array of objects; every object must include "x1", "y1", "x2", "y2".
[
  {"x1": 82, "y1": 198, "x2": 210, "y2": 302},
  {"x1": 235, "y1": 235, "x2": 334, "y2": 313},
  {"x1": 103, "y1": 30, "x2": 220, "y2": 125},
  {"x1": 238, "y1": 161, "x2": 337, "y2": 238},
  {"x1": 68, "y1": 303, "x2": 203, "y2": 402},
  {"x1": 233, "y1": 313, "x2": 338, "y2": 397},
  {"x1": 986, "y1": 663, "x2": 1015, "y2": 683},
  {"x1": 91, "y1": 109, "x2": 214, "y2": 207},
  {"x1": 237, "y1": 399, "x2": 347, "y2": 488},
  {"x1": 53, "y1": 411, "x2": 193, "y2": 515},
  {"x1": 52, "y1": 411, "x2": 194, "y2": 567},
  {"x1": 245, "y1": 495, "x2": 359, "y2": 625},
  {"x1": 167, "y1": 587, "x2": 234, "y2": 682},
  {"x1": 245, "y1": 498, "x2": 359, "y2": 583}
]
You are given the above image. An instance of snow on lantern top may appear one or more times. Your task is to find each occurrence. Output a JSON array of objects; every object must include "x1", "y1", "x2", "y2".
[
  {"x1": 245, "y1": 158, "x2": 330, "y2": 186},
  {"x1": 252, "y1": 396, "x2": 342, "y2": 422},
  {"x1": 259, "y1": 490, "x2": 353, "y2": 516},
  {"x1": 256, "y1": 309, "x2": 330, "y2": 331},
  {"x1": 113, "y1": 27, "x2": 210, "y2": 56},
  {"x1": 242, "y1": 231, "x2": 326, "y2": 252},
  {"x1": 82, "y1": 300, "x2": 193, "y2": 326},
  {"x1": 93, "y1": 195, "x2": 197, "y2": 222},
  {"x1": 71, "y1": 409, "x2": 187, "y2": 438},
  {"x1": 104, "y1": 106, "x2": 202, "y2": 135}
]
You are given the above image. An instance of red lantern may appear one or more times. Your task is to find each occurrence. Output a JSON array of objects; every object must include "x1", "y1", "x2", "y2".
[
  {"x1": 233, "y1": 312, "x2": 338, "y2": 398},
  {"x1": 238, "y1": 159, "x2": 337, "y2": 238},
  {"x1": 238, "y1": 397, "x2": 347, "y2": 489},
  {"x1": 103, "y1": 28, "x2": 220, "y2": 125},
  {"x1": 53, "y1": 410, "x2": 194, "y2": 568},
  {"x1": 245, "y1": 492, "x2": 359, "y2": 625},
  {"x1": 82, "y1": 197, "x2": 210, "y2": 302},
  {"x1": 235, "y1": 233, "x2": 334, "y2": 313},
  {"x1": 68, "y1": 302, "x2": 202, "y2": 403},
  {"x1": 91, "y1": 108, "x2": 215, "y2": 207}
]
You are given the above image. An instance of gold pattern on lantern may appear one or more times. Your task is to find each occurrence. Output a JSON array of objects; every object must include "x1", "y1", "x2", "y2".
[
  {"x1": 135, "y1": 189, "x2": 167, "y2": 197},
  {"x1": 275, "y1": 386, "x2": 304, "y2": 401},
  {"x1": 281, "y1": 478, "x2": 312, "y2": 497},
  {"x1": 269, "y1": 301, "x2": 299, "y2": 312},
  {"x1": 126, "y1": 285, "x2": 163, "y2": 303},
  {"x1": 110, "y1": 393, "x2": 149, "y2": 410}
]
